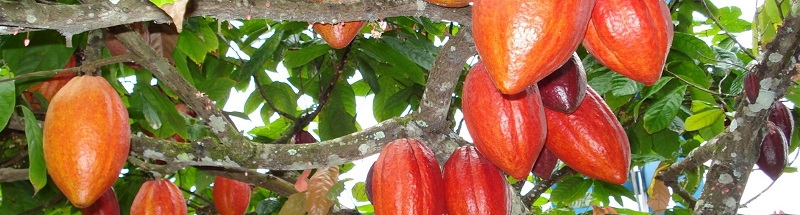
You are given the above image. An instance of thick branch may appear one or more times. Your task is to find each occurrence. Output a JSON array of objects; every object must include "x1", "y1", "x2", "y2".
[
  {"x1": 0, "y1": 168, "x2": 29, "y2": 182},
  {"x1": 0, "y1": 0, "x2": 471, "y2": 35}
]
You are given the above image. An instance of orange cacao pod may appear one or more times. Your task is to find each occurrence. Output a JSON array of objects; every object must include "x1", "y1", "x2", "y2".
[
  {"x1": 130, "y1": 179, "x2": 187, "y2": 215},
  {"x1": 424, "y1": 0, "x2": 471, "y2": 7},
  {"x1": 212, "y1": 176, "x2": 252, "y2": 215},
  {"x1": 25, "y1": 55, "x2": 77, "y2": 111},
  {"x1": 81, "y1": 188, "x2": 120, "y2": 215},
  {"x1": 43, "y1": 76, "x2": 130, "y2": 208},
  {"x1": 472, "y1": 0, "x2": 595, "y2": 94},
  {"x1": 582, "y1": 0, "x2": 673, "y2": 85},
  {"x1": 538, "y1": 53, "x2": 587, "y2": 114},
  {"x1": 462, "y1": 62, "x2": 546, "y2": 180},
  {"x1": 371, "y1": 138, "x2": 445, "y2": 214},
  {"x1": 443, "y1": 146, "x2": 510, "y2": 215},
  {"x1": 312, "y1": 21, "x2": 366, "y2": 49},
  {"x1": 544, "y1": 87, "x2": 630, "y2": 184}
]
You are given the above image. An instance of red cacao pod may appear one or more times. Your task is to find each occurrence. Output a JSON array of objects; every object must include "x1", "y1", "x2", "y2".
[
  {"x1": 462, "y1": 62, "x2": 546, "y2": 180},
  {"x1": 371, "y1": 138, "x2": 445, "y2": 214},
  {"x1": 538, "y1": 53, "x2": 587, "y2": 114},
  {"x1": 312, "y1": 21, "x2": 366, "y2": 49},
  {"x1": 768, "y1": 101, "x2": 793, "y2": 144},
  {"x1": 80, "y1": 188, "x2": 120, "y2": 215},
  {"x1": 443, "y1": 146, "x2": 510, "y2": 215},
  {"x1": 544, "y1": 87, "x2": 630, "y2": 184},
  {"x1": 531, "y1": 146, "x2": 559, "y2": 180},
  {"x1": 294, "y1": 130, "x2": 318, "y2": 144},
  {"x1": 43, "y1": 76, "x2": 130, "y2": 208},
  {"x1": 472, "y1": 0, "x2": 594, "y2": 94},
  {"x1": 213, "y1": 176, "x2": 252, "y2": 215},
  {"x1": 365, "y1": 164, "x2": 375, "y2": 203},
  {"x1": 744, "y1": 72, "x2": 759, "y2": 104},
  {"x1": 757, "y1": 121, "x2": 788, "y2": 181},
  {"x1": 25, "y1": 55, "x2": 77, "y2": 111},
  {"x1": 582, "y1": 0, "x2": 673, "y2": 85},
  {"x1": 130, "y1": 179, "x2": 187, "y2": 215},
  {"x1": 424, "y1": 0, "x2": 470, "y2": 7}
]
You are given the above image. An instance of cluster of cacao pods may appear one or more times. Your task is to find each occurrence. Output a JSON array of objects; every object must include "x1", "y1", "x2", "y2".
[
  {"x1": 367, "y1": 139, "x2": 512, "y2": 214},
  {"x1": 757, "y1": 101, "x2": 794, "y2": 181}
]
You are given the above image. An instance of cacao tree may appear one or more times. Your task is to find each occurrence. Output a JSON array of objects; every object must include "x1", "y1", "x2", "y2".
[{"x1": 0, "y1": 0, "x2": 799, "y2": 214}]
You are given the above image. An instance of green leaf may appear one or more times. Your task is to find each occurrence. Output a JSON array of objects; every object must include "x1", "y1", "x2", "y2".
[
  {"x1": 318, "y1": 108, "x2": 357, "y2": 141},
  {"x1": 381, "y1": 37, "x2": 434, "y2": 70},
  {"x1": 633, "y1": 77, "x2": 674, "y2": 119},
  {"x1": 244, "y1": 90, "x2": 265, "y2": 115},
  {"x1": 355, "y1": 55, "x2": 380, "y2": 94},
  {"x1": 587, "y1": 70, "x2": 615, "y2": 95},
  {"x1": 257, "y1": 197, "x2": 284, "y2": 215},
  {"x1": 236, "y1": 31, "x2": 283, "y2": 82},
  {"x1": 326, "y1": 178, "x2": 352, "y2": 201},
  {"x1": 351, "y1": 182, "x2": 369, "y2": 202},
  {"x1": 198, "y1": 25, "x2": 220, "y2": 52},
  {"x1": 593, "y1": 180, "x2": 636, "y2": 206},
  {"x1": 685, "y1": 108, "x2": 724, "y2": 131},
  {"x1": 0, "y1": 78, "x2": 14, "y2": 131},
  {"x1": 265, "y1": 82, "x2": 297, "y2": 116},
  {"x1": 359, "y1": 39, "x2": 426, "y2": 85},
  {"x1": 2, "y1": 31, "x2": 74, "y2": 77},
  {"x1": 21, "y1": 106, "x2": 46, "y2": 194},
  {"x1": 610, "y1": 73, "x2": 643, "y2": 97},
  {"x1": 284, "y1": 44, "x2": 330, "y2": 69},
  {"x1": 195, "y1": 77, "x2": 236, "y2": 106},
  {"x1": 139, "y1": 85, "x2": 188, "y2": 138},
  {"x1": 671, "y1": 32, "x2": 716, "y2": 64},
  {"x1": 149, "y1": 0, "x2": 174, "y2": 7},
  {"x1": 550, "y1": 177, "x2": 592, "y2": 205},
  {"x1": 178, "y1": 30, "x2": 208, "y2": 64},
  {"x1": 650, "y1": 129, "x2": 681, "y2": 158},
  {"x1": 643, "y1": 85, "x2": 686, "y2": 133}
]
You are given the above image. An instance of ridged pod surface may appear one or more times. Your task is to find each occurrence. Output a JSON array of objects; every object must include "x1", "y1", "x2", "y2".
[
  {"x1": 130, "y1": 179, "x2": 187, "y2": 215},
  {"x1": 80, "y1": 188, "x2": 120, "y2": 215},
  {"x1": 538, "y1": 53, "x2": 587, "y2": 114},
  {"x1": 371, "y1": 138, "x2": 445, "y2": 214},
  {"x1": 43, "y1": 76, "x2": 130, "y2": 208},
  {"x1": 312, "y1": 21, "x2": 366, "y2": 49},
  {"x1": 531, "y1": 147, "x2": 559, "y2": 180},
  {"x1": 544, "y1": 87, "x2": 630, "y2": 184},
  {"x1": 213, "y1": 176, "x2": 252, "y2": 215},
  {"x1": 583, "y1": 0, "x2": 673, "y2": 85},
  {"x1": 768, "y1": 101, "x2": 794, "y2": 144},
  {"x1": 462, "y1": 62, "x2": 546, "y2": 180},
  {"x1": 472, "y1": 0, "x2": 595, "y2": 94},
  {"x1": 757, "y1": 121, "x2": 788, "y2": 181},
  {"x1": 443, "y1": 146, "x2": 510, "y2": 215},
  {"x1": 424, "y1": 0, "x2": 471, "y2": 7}
]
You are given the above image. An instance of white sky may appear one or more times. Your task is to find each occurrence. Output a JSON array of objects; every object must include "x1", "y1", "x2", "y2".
[{"x1": 215, "y1": 0, "x2": 800, "y2": 213}]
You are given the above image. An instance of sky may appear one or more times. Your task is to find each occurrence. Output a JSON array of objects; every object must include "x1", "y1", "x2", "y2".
[{"x1": 214, "y1": 0, "x2": 800, "y2": 213}]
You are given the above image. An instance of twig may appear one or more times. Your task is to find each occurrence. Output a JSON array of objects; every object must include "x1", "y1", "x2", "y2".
[
  {"x1": 521, "y1": 166, "x2": 577, "y2": 207},
  {"x1": 661, "y1": 177, "x2": 697, "y2": 209},
  {"x1": 253, "y1": 74, "x2": 297, "y2": 120},
  {"x1": 0, "y1": 54, "x2": 136, "y2": 83},
  {"x1": 739, "y1": 179, "x2": 776, "y2": 208},
  {"x1": 700, "y1": 0, "x2": 758, "y2": 60},
  {"x1": 18, "y1": 194, "x2": 65, "y2": 215},
  {"x1": 664, "y1": 68, "x2": 735, "y2": 97},
  {"x1": 0, "y1": 168, "x2": 29, "y2": 182},
  {"x1": 178, "y1": 186, "x2": 214, "y2": 205},
  {"x1": 0, "y1": 150, "x2": 28, "y2": 168}
]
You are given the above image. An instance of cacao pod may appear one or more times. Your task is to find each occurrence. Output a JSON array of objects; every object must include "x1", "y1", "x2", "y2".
[
  {"x1": 371, "y1": 138, "x2": 445, "y2": 214},
  {"x1": 538, "y1": 53, "x2": 587, "y2": 114},
  {"x1": 294, "y1": 130, "x2": 318, "y2": 144},
  {"x1": 544, "y1": 87, "x2": 630, "y2": 184},
  {"x1": 462, "y1": 62, "x2": 546, "y2": 180},
  {"x1": 213, "y1": 176, "x2": 252, "y2": 215},
  {"x1": 744, "y1": 72, "x2": 759, "y2": 104},
  {"x1": 768, "y1": 101, "x2": 793, "y2": 144},
  {"x1": 531, "y1": 146, "x2": 559, "y2": 180},
  {"x1": 365, "y1": 163, "x2": 375, "y2": 203},
  {"x1": 104, "y1": 22, "x2": 149, "y2": 70},
  {"x1": 25, "y1": 55, "x2": 77, "y2": 111},
  {"x1": 424, "y1": 0, "x2": 471, "y2": 7},
  {"x1": 582, "y1": 0, "x2": 673, "y2": 85},
  {"x1": 80, "y1": 188, "x2": 120, "y2": 215},
  {"x1": 130, "y1": 179, "x2": 187, "y2": 215},
  {"x1": 472, "y1": 0, "x2": 594, "y2": 94},
  {"x1": 43, "y1": 76, "x2": 130, "y2": 208},
  {"x1": 312, "y1": 21, "x2": 367, "y2": 49},
  {"x1": 757, "y1": 121, "x2": 788, "y2": 181},
  {"x1": 443, "y1": 146, "x2": 510, "y2": 215}
]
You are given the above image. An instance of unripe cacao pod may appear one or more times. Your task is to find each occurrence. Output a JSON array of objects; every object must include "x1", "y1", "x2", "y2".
[
  {"x1": 25, "y1": 55, "x2": 77, "y2": 111},
  {"x1": 744, "y1": 72, "x2": 759, "y2": 104},
  {"x1": 443, "y1": 146, "x2": 510, "y2": 215},
  {"x1": 768, "y1": 101, "x2": 793, "y2": 144},
  {"x1": 130, "y1": 179, "x2": 187, "y2": 215},
  {"x1": 544, "y1": 87, "x2": 630, "y2": 184},
  {"x1": 757, "y1": 121, "x2": 788, "y2": 181},
  {"x1": 538, "y1": 53, "x2": 587, "y2": 114},
  {"x1": 371, "y1": 138, "x2": 445, "y2": 214},
  {"x1": 80, "y1": 188, "x2": 120, "y2": 215},
  {"x1": 424, "y1": 0, "x2": 470, "y2": 7},
  {"x1": 472, "y1": 0, "x2": 595, "y2": 94},
  {"x1": 531, "y1": 146, "x2": 559, "y2": 180},
  {"x1": 312, "y1": 21, "x2": 366, "y2": 49},
  {"x1": 462, "y1": 62, "x2": 546, "y2": 180},
  {"x1": 582, "y1": 0, "x2": 673, "y2": 85},
  {"x1": 43, "y1": 76, "x2": 130, "y2": 208},
  {"x1": 213, "y1": 176, "x2": 252, "y2": 215}
]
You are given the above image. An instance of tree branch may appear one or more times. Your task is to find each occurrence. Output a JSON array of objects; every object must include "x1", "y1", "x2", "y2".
[
  {"x1": 0, "y1": 0, "x2": 471, "y2": 35},
  {"x1": 0, "y1": 168, "x2": 29, "y2": 182},
  {"x1": 0, "y1": 54, "x2": 137, "y2": 84},
  {"x1": 699, "y1": 0, "x2": 757, "y2": 60},
  {"x1": 521, "y1": 167, "x2": 577, "y2": 207}
]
